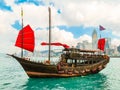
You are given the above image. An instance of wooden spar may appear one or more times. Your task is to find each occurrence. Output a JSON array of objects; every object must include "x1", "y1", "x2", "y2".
[
  {"x1": 48, "y1": 7, "x2": 51, "y2": 61},
  {"x1": 21, "y1": 7, "x2": 24, "y2": 58}
]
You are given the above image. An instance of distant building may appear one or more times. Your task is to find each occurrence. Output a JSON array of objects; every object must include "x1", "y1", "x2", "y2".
[
  {"x1": 105, "y1": 38, "x2": 111, "y2": 49},
  {"x1": 113, "y1": 46, "x2": 119, "y2": 56},
  {"x1": 92, "y1": 29, "x2": 98, "y2": 49},
  {"x1": 76, "y1": 42, "x2": 83, "y2": 49},
  {"x1": 106, "y1": 48, "x2": 114, "y2": 56},
  {"x1": 104, "y1": 38, "x2": 112, "y2": 55},
  {"x1": 76, "y1": 40, "x2": 92, "y2": 50},
  {"x1": 117, "y1": 45, "x2": 120, "y2": 53},
  {"x1": 83, "y1": 40, "x2": 92, "y2": 49}
]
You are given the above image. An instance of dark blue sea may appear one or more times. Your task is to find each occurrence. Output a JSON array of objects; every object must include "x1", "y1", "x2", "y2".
[{"x1": 0, "y1": 53, "x2": 120, "y2": 90}]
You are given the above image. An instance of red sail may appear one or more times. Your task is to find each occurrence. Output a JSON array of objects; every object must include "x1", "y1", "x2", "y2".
[
  {"x1": 41, "y1": 42, "x2": 70, "y2": 49},
  {"x1": 15, "y1": 25, "x2": 35, "y2": 52},
  {"x1": 97, "y1": 38, "x2": 106, "y2": 51}
]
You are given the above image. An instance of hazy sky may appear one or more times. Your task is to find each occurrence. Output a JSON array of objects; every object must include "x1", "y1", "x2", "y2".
[{"x1": 0, "y1": 0, "x2": 120, "y2": 53}]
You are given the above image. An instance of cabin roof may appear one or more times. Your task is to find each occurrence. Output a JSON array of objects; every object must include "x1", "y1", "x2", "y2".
[{"x1": 63, "y1": 48, "x2": 100, "y2": 53}]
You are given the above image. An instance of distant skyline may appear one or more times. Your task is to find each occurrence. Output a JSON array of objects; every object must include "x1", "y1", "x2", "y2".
[{"x1": 0, "y1": 0, "x2": 120, "y2": 53}]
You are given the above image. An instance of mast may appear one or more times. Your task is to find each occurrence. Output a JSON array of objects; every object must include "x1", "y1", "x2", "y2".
[
  {"x1": 48, "y1": 7, "x2": 51, "y2": 61},
  {"x1": 21, "y1": 7, "x2": 24, "y2": 58}
]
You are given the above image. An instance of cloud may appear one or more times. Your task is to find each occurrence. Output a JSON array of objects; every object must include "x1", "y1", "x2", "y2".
[
  {"x1": 111, "y1": 38, "x2": 120, "y2": 46},
  {"x1": 0, "y1": 0, "x2": 120, "y2": 54},
  {"x1": 35, "y1": 27, "x2": 92, "y2": 51},
  {"x1": 43, "y1": 0, "x2": 120, "y2": 36},
  {"x1": 78, "y1": 34, "x2": 92, "y2": 43},
  {"x1": 0, "y1": 2, "x2": 66, "y2": 53},
  {"x1": 35, "y1": 27, "x2": 76, "y2": 50}
]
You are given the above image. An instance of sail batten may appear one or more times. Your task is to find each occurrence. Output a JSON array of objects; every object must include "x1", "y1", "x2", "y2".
[{"x1": 15, "y1": 25, "x2": 35, "y2": 52}]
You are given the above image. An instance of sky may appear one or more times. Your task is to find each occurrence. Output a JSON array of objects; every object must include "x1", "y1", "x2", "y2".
[{"x1": 0, "y1": 0, "x2": 120, "y2": 53}]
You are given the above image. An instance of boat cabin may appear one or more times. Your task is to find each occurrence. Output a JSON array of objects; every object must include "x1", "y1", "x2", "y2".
[{"x1": 61, "y1": 48, "x2": 106, "y2": 67}]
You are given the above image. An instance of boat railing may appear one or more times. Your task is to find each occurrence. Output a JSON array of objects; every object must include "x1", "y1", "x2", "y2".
[
  {"x1": 67, "y1": 53, "x2": 104, "y2": 59},
  {"x1": 24, "y1": 56, "x2": 60, "y2": 65}
]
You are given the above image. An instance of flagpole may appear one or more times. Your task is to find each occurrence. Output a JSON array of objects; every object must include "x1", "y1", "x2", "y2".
[
  {"x1": 98, "y1": 27, "x2": 101, "y2": 55},
  {"x1": 21, "y1": 7, "x2": 24, "y2": 58},
  {"x1": 48, "y1": 7, "x2": 51, "y2": 61},
  {"x1": 99, "y1": 30, "x2": 102, "y2": 55},
  {"x1": 99, "y1": 25, "x2": 106, "y2": 54}
]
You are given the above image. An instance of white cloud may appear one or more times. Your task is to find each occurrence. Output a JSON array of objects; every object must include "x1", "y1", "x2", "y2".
[
  {"x1": 35, "y1": 27, "x2": 92, "y2": 51},
  {"x1": 1, "y1": 0, "x2": 120, "y2": 53},
  {"x1": 78, "y1": 34, "x2": 92, "y2": 43},
  {"x1": 0, "y1": 10, "x2": 18, "y2": 53},
  {"x1": 0, "y1": 3, "x2": 66, "y2": 53},
  {"x1": 44, "y1": 0, "x2": 120, "y2": 36},
  {"x1": 35, "y1": 27, "x2": 76, "y2": 51},
  {"x1": 111, "y1": 38, "x2": 120, "y2": 46}
]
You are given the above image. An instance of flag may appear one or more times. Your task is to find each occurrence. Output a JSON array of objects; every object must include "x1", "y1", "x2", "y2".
[
  {"x1": 99, "y1": 25, "x2": 105, "y2": 31},
  {"x1": 21, "y1": 7, "x2": 23, "y2": 17}
]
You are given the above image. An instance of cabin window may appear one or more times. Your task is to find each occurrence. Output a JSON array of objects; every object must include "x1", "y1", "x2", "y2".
[
  {"x1": 80, "y1": 60, "x2": 84, "y2": 63},
  {"x1": 67, "y1": 59, "x2": 72, "y2": 64},
  {"x1": 77, "y1": 60, "x2": 79, "y2": 63},
  {"x1": 73, "y1": 60, "x2": 75, "y2": 63}
]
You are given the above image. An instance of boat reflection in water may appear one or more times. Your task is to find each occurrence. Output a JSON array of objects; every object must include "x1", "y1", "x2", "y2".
[{"x1": 24, "y1": 73, "x2": 108, "y2": 90}]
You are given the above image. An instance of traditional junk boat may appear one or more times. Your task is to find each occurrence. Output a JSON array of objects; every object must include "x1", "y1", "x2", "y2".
[{"x1": 7, "y1": 7, "x2": 109, "y2": 78}]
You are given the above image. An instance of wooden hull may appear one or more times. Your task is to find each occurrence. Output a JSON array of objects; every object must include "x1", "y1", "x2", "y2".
[{"x1": 9, "y1": 55, "x2": 109, "y2": 78}]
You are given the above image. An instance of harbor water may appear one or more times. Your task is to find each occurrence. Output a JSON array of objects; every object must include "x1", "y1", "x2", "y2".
[{"x1": 0, "y1": 53, "x2": 120, "y2": 90}]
